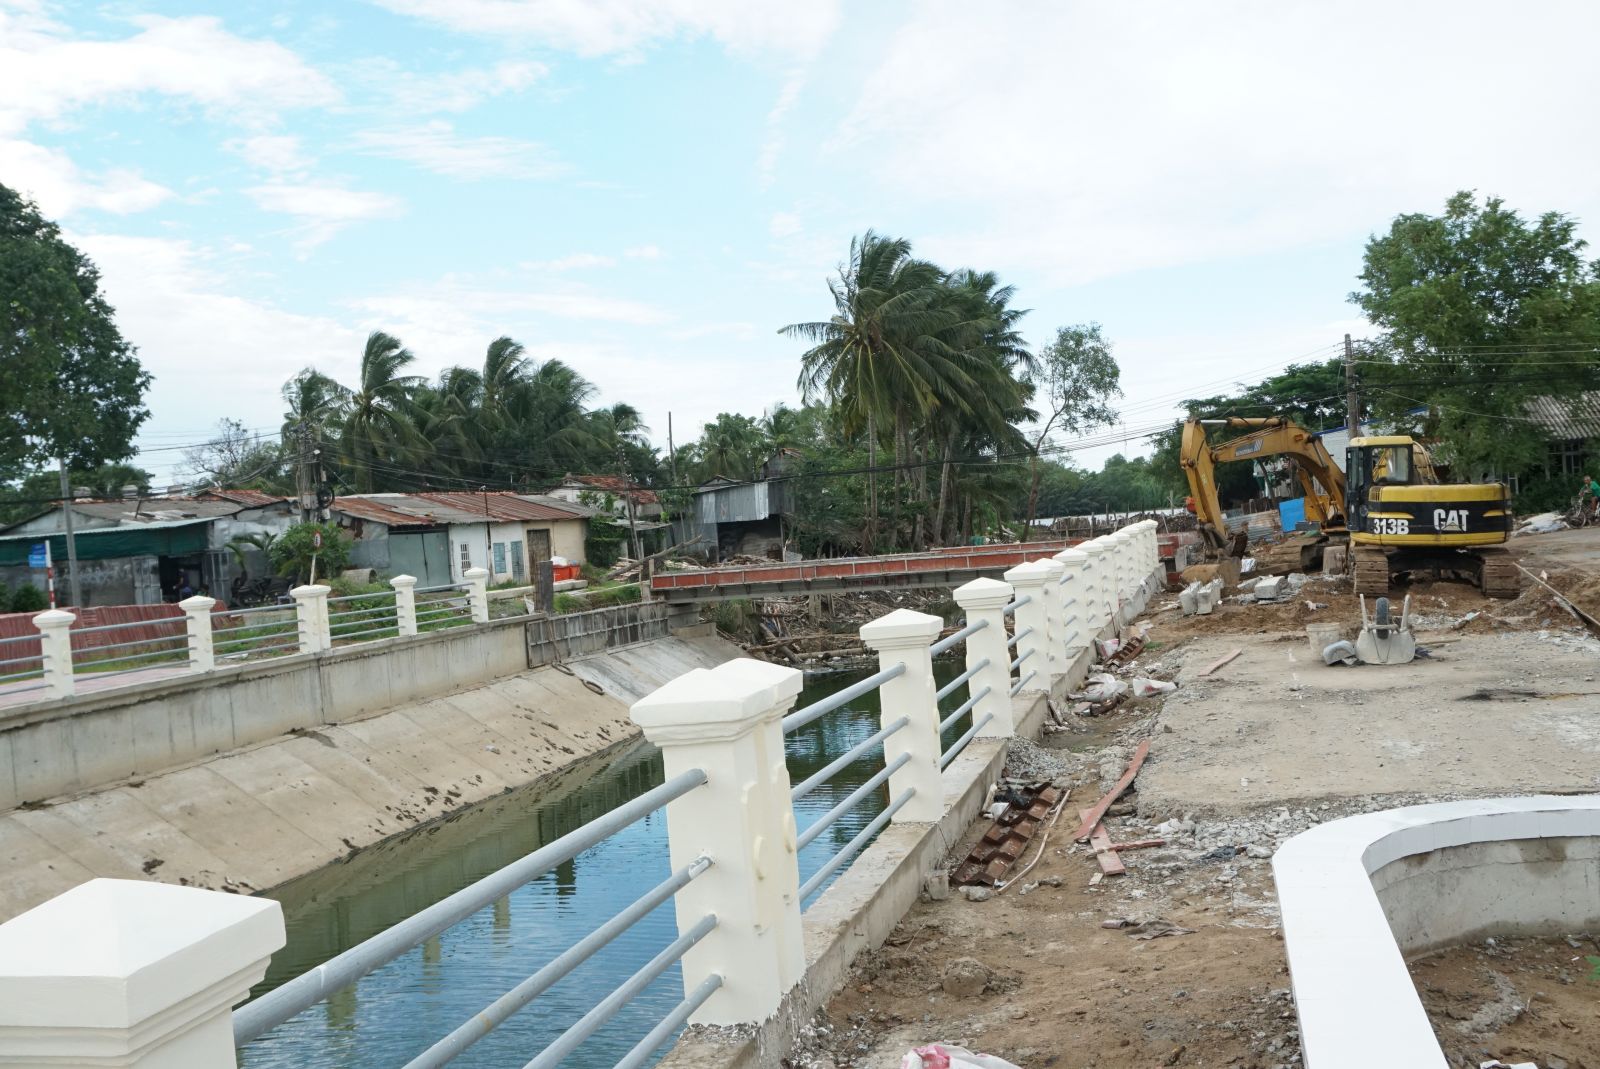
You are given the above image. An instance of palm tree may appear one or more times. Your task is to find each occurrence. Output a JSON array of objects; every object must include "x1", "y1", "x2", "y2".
[
  {"x1": 334, "y1": 331, "x2": 423, "y2": 492},
  {"x1": 412, "y1": 366, "x2": 483, "y2": 482},
  {"x1": 281, "y1": 368, "x2": 346, "y2": 441}
]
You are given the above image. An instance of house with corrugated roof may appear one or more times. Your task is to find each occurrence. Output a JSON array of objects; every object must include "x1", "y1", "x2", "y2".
[
  {"x1": 1522, "y1": 391, "x2": 1600, "y2": 483},
  {"x1": 331, "y1": 492, "x2": 593, "y2": 586},
  {"x1": 0, "y1": 491, "x2": 295, "y2": 606}
]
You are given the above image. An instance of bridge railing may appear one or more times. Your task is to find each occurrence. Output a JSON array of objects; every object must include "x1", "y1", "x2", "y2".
[{"x1": 0, "y1": 521, "x2": 1164, "y2": 1068}]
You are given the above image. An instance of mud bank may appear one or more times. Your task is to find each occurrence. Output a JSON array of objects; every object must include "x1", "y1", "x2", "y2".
[{"x1": 0, "y1": 633, "x2": 740, "y2": 921}]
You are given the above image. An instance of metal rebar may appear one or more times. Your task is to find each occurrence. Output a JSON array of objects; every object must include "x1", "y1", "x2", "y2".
[
  {"x1": 66, "y1": 618, "x2": 185, "y2": 636},
  {"x1": 233, "y1": 767, "x2": 709, "y2": 1045},
  {"x1": 799, "y1": 788, "x2": 916, "y2": 901},
  {"x1": 790, "y1": 716, "x2": 908, "y2": 802},
  {"x1": 520, "y1": 912, "x2": 718, "y2": 1069},
  {"x1": 1003, "y1": 595, "x2": 1031, "y2": 617},
  {"x1": 929, "y1": 617, "x2": 988, "y2": 656},
  {"x1": 399, "y1": 856, "x2": 712, "y2": 1069},
  {"x1": 935, "y1": 658, "x2": 989, "y2": 702},
  {"x1": 1006, "y1": 626, "x2": 1033, "y2": 650},
  {"x1": 940, "y1": 712, "x2": 995, "y2": 770},
  {"x1": 939, "y1": 686, "x2": 990, "y2": 734},
  {"x1": 611, "y1": 972, "x2": 723, "y2": 1069},
  {"x1": 796, "y1": 751, "x2": 911, "y2": 851},
  {"x1": 781, "y1": 662, "x2": 906, "y2": 735},
  {"x1": 328, "y1": 624, "x2": 400, "y2": 643},
  {"x1": 1010, "y1": 670, "x2": 1036, "y2": 697}
]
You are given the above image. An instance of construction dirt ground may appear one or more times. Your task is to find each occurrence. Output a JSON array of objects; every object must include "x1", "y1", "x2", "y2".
[{"x1": 783, "y1": 528, "x2": 1600, "y2": 1069}]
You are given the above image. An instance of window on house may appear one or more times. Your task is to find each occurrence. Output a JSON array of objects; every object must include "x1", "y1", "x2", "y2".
[
  {"x1": 459, "y1": 542, "x2": 472, "y2": 573},
  {"x1": 1552, "y1": 437, "x2": 1588, "y2": 475},
  {"x1": 493, "y1": 542, "x2": 507, "y2": 574},
  {"x1": 510, "y1": 541, "x2": 525, "y2": 579}
]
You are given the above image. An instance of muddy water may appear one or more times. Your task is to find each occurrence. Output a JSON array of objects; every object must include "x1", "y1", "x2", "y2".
[{"x1": 239, "y1": 664, "x2": 971, "y2": 1069}]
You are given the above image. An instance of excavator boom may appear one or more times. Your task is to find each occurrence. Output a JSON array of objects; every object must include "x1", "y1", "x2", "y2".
[{"x1": 1180, "y1": 417, "x2": 1346, "y2": 554}]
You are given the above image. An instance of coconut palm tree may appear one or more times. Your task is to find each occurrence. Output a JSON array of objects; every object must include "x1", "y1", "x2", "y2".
[{"x1": 334, "y1": 331, "x2": 423, "y2": 492}]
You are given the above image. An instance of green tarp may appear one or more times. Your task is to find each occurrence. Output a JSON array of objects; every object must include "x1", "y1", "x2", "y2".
[{"x1": 0, "y1": 522, "x2": 211, "y2": 566}]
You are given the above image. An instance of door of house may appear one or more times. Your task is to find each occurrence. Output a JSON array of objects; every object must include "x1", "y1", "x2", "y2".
[
  {"x1": 527, "y1": 527, "x2": 552, "y2": 564},
  {"x1": 390, "y1": 529, "x2": 451, "y2": 586}
]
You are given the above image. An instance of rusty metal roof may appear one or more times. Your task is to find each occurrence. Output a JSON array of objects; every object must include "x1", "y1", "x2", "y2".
[
  {"x1": 332, "y1": 492, "x2": 587, "y2": 527},
  {"x1": 559, "y1": 473, "x2": 660, "y2": 505},
  {"x1": 193, "y1": 489, "x2": 289, "y2": 508},
  {"x1": 413, "y1": 492, "x2": 588, "y2": 522}
]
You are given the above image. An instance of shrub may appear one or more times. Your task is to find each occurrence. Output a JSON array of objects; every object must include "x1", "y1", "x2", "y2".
[
  {"x1": 10, "y1": 583, "x2": 46, "y2": 613},
  {"x1": 270, "y1": 522, "x2": 351, "y2": 583}
]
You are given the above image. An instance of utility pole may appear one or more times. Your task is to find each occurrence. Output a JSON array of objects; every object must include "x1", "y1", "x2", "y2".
[
  {"x1": 57, "y1": 459, "x2": 81, "y2": 608},
  {"x1": 294, "y1": 421, "x2": 314, "y2": 523},
  {"x1": 617, "y1": 443, "x2": 641, "y2": 562},
  {"x1": 666, "y1": 411, "x2": 678, "y2": 488},
  {"x1": 1344, "y1": 333, "x2": 1361, "y2": 439}
]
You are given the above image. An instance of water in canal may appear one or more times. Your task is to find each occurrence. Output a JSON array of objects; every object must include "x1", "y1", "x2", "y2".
[{"x1": 241, "y1": 663, "x2": 971, "y2": 1069}]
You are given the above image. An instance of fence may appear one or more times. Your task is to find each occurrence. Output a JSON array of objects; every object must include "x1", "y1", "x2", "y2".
[
  {"x1": 0, "y1": 522, "x2": 1163, "y2": 1068},
  {"x1": 0, "y1": 569, "x2": 494, "y2": 702}
]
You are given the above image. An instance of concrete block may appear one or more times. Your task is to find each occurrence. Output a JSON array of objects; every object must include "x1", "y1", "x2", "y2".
[{"x1": 1254, "y1": 575, "x2": 1285, "y2": 601}]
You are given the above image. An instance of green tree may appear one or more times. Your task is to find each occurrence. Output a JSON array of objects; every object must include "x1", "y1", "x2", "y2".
[
  {"x1": 0, "y1": 463, "x2": 154, "y2": 525},
  {"x1": 1352, "y1": 191, "x2": 1600, "y2": 477},
  {"x1": 0, "y1": 184, "x2": 151, "y2": 475},
  {"x1": 1021, "y1": 323, "x2": 1121, "y2": 537},
  {"x1": 333, "y1": 332, "x2": 423, "y2": 492},
  {"x1": 269, "y1": 522, "x2": 349, "y2": 583}
]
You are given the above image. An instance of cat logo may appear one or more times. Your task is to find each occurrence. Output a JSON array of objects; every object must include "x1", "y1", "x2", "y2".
[{"x1": 1432, "y1": 508, "x2": 1469, "y2": 533}]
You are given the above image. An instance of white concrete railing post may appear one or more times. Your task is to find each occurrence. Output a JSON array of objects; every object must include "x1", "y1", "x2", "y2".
[
  {"x1": 179, "y1": 595, "x2": 216, "y2": 673},
  {"x1": 289, "y1": 584, "x2": 331, "y2": 654},
  {"x1": 1079, "y1": 539, "x2": 1112, "y2": 636},
  {"x1": 859, "y1": 609, "x2": 946, "y2": 822},
  {"x1": 1033, "y1": 557, "x2": 1067, "y2": 681},
  {"x1": 31, "y1": 609, "x2": 76, "y2": 699},
  {"x1": 1001, "y1": 561, "x2": 1053, "y2": 695},
  {"x1": 464, "y1": 566, "x2": 491, "y2": 624},
  {"x1": 952, "y1": 577, "x2": 1016, "y2": 739},
  {"x1": 1110, "y1": 529, "x2": 1134, "y2": 608},
  {"x1": 0, "y1": 878, "x2": 284, "y2": 1068},
  {"x1": 630, "y1": 658, "x2": 805, "y2": 1026},
  {"x1": 1053, "y1": 547, "x2": 1090, "y2": 659},
  {"x1": 390, "y1": 574, "x2": 418, "y2": 637}
]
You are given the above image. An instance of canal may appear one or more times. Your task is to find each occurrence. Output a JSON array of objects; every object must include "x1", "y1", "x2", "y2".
[{"x1": 240, "y1": 662, "x2": 972, "y2": 1068}]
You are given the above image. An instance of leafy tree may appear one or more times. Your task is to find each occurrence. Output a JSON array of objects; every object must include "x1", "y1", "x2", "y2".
[
  {"x1": 9, "y1": 583, "x2": 46, "y2": 613},
  {"x1": 269, "y1": 522, "x2": 349, "y2": 583},
  {"x1": 0, "y1": 463, "x2": 155, "y2": 525},
  {"x1": 1352, "y1": 191, "x2": 1600, "y2": 477},
  {"x1": 695, "y1": 413, "x2": 767, "y2": 481},
  {"x1": 182, "y1": 418, "x2": 289, "y2": 490},
  {"x1": 334, "y1": 332, "x2": 423, "y2": 492},
  {"x1": 1021, "y1": 324, "x2": 1121, "y2": 537},
  {"x1": 0, "y1": 184, "x2": 151, "y2": 476}
]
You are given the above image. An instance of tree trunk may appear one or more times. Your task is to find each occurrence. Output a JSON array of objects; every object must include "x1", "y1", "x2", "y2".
[
  {"x1": 893, "y1": 408, "x2": 910, "y2": 550},
  {"x1": 932, "y1": 434, "x2": 954, "y2": 547},
  {"x1": 1020, "y1": 447, "x2": 1042, "y2": 543},
  {"x1": 865, "y1": 411, "x2": 878, "y2": 554}
]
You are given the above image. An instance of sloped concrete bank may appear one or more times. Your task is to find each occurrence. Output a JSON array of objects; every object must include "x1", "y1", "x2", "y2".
[{"x1": 0, "y1": 633, "x2": 740, "y2": 922}]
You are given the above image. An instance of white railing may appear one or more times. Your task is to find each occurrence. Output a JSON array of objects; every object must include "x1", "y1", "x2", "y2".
[
  {"x1": 0, "y1": 523, "x2": 1164, "y2": 1067},
  {"x1": 0, "y1": 568, "x2": 495, "y2": 702}
]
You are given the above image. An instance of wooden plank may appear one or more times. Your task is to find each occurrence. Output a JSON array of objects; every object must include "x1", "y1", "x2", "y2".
[
  {"x1": 1107, "y1": 838, "x2": 1166, "y2": 851},
  {"x1": 1072, "y1": 737, "x2": 1151, "y2": 843},
  {"x1": 1196, "y1": 648, "x2": 1243, "y2": 677},
  {"x1": 1081, "y1": 808, "x2": 1125, "y2": 875}
]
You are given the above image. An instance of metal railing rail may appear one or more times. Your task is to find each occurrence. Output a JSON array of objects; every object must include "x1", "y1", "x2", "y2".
[
  {"x1": 1010, "y1": 647, "x2": 1034, "y2": 672},
  {"x1": 399, "y1": 855, "x2": 713, "y2": 1069},
  {"x1": 781, "y1": 662, "x2": 906, "y2": 735},
  {"x1": 938, "y1": 686, "x2": 990, "y2": 734},
  {"x1": 796, "y1": 752, "x2": 911, "y2": 852},
  {"x1": 1003, "y1": 594, "x2": 1031, "y2": 617},
  {"x1": 69, "y1": 619, "x2": 191, "y2": 677},
  {"x1": 790, "y1": 716, "x2": 909, "y2": 803},
  {"x1": 1006, "y1": 626, "x2": 1032, "y2": 650},
  {"x1": 233, "y1": 767, "x2": 709, "y2": 1046},
  {"x1": 934, "y1": 658, "x2": 988, "y2": 702},
  {"x1": 799, "y1": 787, "x2": 916, "y2": 901},
  {"x1": 940, "y1": 712, "x2": 996, "y2": 769},
  {"x1": 612, "y1": 973, "x2": 724, "y2": 1069},
  {"x1": 1010, "y1": 670, "x2": 1036, "y2": 697},
  {"x1": 928, "y1": 617, "x2": 987, "y2": 657},
  {"x1": 211, "y1": 605, "x2": 301, "y2": 659}
]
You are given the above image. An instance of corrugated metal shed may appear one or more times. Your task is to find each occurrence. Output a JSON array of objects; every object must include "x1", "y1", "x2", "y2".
[
  {"x1": 1522, "y1": 391, "x2": 1600, "y2": 439},
  {"x1": 697, "y1": 481, "x2": 771, "y2": 524},
  {"x1": 413, "y1": 492, "x2": 587, "y2": 523},
  {"x1": 193, "y1": 489, "x2": 288, "y2": 508}
]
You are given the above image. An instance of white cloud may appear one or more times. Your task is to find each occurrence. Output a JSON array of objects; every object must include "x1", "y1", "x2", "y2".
[
  {"x1": 521, "y1": 253, "x2": 618, "y2": 272},
  {"x1": 371, "y1": 59, "x2": 550, "y2": 113},
  {"x1": 351, "y1": 282, "x2": 673, "y2": 338},
  {"x1": 244, "y1": 181, "x2": 405, "y2": 249},
  {"x1": 0, "y1": 13, "x2": 338, "y2": 136},
  {"x1": 228, "y1": 134, "x2": 310, "y2": 174},
  {"x1": 352, "y1": 121, "x2": 565, "y2": 179},
  {"x1": 836, "y1": 1, "x2": 1600, "y2": 286},
  {"x1": 769, "y1": 211, "x2": 802, "y2": 239},
  {"x1": 756, "y1": 69, "x2": 806, "y2": 188},
  {"x1": 0, "y1": 138, "x2": 172, "y2": 216},
  {"x1": 371, "y1": 0, "x2": 840, "y2": 58},
  {"x1": 623, "y1": 244, "x2": 662, "y2": 260}
]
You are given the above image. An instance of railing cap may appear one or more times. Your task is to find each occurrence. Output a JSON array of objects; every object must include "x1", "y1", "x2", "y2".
[
  {"x1": 631, "y1": 659, "x2": 802, "y2": 742},
  {"x1": 1053, "y1": 547, "x2": 1089, "y2": 565},
  {"x1": 859, "y1": 607, "x2": 942, "y2": 649},
  {"x1": 389, "y1": 574, "x2": 418, "y2": 588},
  {"x1": 463, "y1": 567, "x2": 490, "y2": 580},
  {"x1": 289, "y1": 584, "x2": 331, "y2": 600},
  {"x1": 178, "y1": 594, "x2": 217, "y2": 613},
  {"x1": 0, "y1": 878, "x2": 283, "y2": 1029},
  {"x1": 31, "y1": 609, "x2": 75, "y2": 629},
  {"x1": 1002, "y1": 559, "x2": 1055, "y2": 586},
  {"x1": 952, "y1": 576, "x2": 1013, "y2": 610}
]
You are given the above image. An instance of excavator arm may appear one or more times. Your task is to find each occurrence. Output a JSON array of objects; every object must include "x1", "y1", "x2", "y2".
[{"x1": 1180, "y1": 417, "x2": 1347, "y2": 553}]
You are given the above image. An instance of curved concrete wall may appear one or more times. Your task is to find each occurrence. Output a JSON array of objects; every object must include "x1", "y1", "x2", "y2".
[{"x1": 1273, "y1": 796, "x2": 1600, "y2": 1069}]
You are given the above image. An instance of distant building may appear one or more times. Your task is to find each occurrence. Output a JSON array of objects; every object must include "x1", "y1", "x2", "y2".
[
  {"x1": 0, "y1": 492, "x2": 295, "y2": 606},
  {"x1": 670, "y1": 476, "x2": 795, "y2": 560},
  {"x1": 546, "y1": 474, "x2": 664, "y2": 519},
  {"x1": 1522, "y1": 391, "x2": 1600, "y2": 484},
  {"x1": 331, "y1": 492, "x2": 592, "y2": 586}
]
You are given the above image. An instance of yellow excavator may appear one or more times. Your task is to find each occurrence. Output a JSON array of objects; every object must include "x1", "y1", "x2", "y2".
[{"x1": 1179, "y1": 417, "x2": 1519, "y2": 596}]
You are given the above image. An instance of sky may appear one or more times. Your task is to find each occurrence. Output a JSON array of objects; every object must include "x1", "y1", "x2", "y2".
[{"x1": 5, "y1": 0, "x2": 1600, "y2": 489}]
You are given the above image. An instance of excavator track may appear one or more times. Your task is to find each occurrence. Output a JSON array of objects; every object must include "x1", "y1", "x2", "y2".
[
  {"x1": 1477, "y1": 548, "x2": 1522, "y2": 599},
  {"x1": 1353, "y1": 547, "x2": 1390, "y2": 595}
]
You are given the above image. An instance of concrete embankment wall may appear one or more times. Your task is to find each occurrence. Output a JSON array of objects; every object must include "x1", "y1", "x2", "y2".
[{"x1": 0, "y1": 632, "x2": 739, "y2": 923}]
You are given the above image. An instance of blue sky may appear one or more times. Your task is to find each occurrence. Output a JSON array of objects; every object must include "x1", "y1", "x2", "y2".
[{"x1": 4, "y1": 0, "x2": 1598, "y2": 487}]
